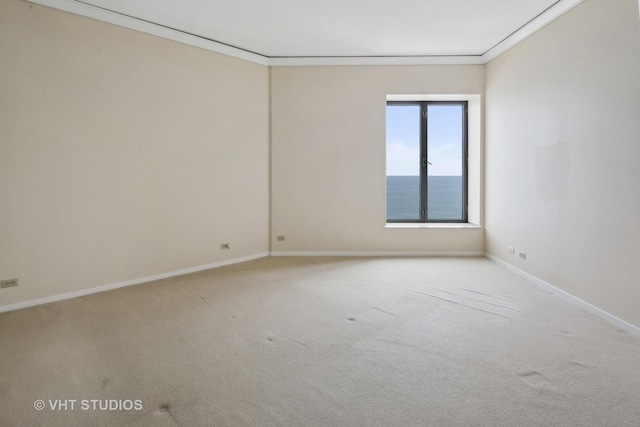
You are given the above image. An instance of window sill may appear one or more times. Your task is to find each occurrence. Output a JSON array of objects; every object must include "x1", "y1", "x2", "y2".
[{"x1": 385, "y1": 223, "x2": 482, "y2": 229}]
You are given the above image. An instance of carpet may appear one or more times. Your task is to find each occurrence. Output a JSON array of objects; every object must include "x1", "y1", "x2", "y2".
[{"x1": 1, "y1": 256, "x2": 639, "y2": 426}]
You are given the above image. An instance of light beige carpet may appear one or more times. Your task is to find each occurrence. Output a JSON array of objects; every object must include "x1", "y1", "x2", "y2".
[{"x1": 1, "y1": 256, "x2": 639, "y2": 426}]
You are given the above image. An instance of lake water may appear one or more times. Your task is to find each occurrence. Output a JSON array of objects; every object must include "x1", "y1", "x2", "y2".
[{"x1": 386, "y1": 176, "x2": 463, "y2": 221}]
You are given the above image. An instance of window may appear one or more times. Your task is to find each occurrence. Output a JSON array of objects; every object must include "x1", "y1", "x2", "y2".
[{"x1": 386, "y1": 101, "x2": 468, "y2": 223}]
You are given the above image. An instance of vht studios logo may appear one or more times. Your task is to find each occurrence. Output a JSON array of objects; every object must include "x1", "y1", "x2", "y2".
[{"x1": 34, "y1": 399, "x2": 143, "y2": 411}]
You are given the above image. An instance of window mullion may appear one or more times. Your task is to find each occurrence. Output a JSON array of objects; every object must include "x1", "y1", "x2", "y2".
[
  {"x1": 463, "y1": 102, "x2": 469, "y2": 222},
  {"x1": 421, "y1": 102, "x2": 428, "y2": 222}
]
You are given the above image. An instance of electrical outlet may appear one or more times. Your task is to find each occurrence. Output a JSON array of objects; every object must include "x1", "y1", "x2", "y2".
[
  {"x1": 220, "y1": 243, "x2": 230, "y2": 250},
  {"x1": 277, "y1": 235, "x2": 286, "y2": 242},
  {"x1": 518, "y1": 252, "x2": 526, "y2": 260},
  {"x1": 1, "y1": 278, "x2": 18, "y2": 289},
  {"x1": 508, "y1": 247, "x2": 515, "y2": 255}
]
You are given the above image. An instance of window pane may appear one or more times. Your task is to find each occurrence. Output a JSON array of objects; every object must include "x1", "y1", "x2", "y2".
[
  {"x1": 386, "y1": 105, "x2": 420, "y2": 221},
  {"x1": 427, "y1": 104, "x2": 464, "y2": 221}
]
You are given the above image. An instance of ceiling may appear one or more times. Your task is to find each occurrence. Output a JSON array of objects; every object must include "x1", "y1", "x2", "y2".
[{"x1": 29, "y1": 0, "x2": 584, "y2": 65}]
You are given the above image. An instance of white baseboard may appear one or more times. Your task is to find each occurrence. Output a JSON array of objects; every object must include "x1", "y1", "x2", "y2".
[
  {"x1": 5, "y1": 251, "x2": 637, "y2": 337},
  {"x1": 485, "y1": 254, "x2": 640, "y2": 337},
  {"x1": 0, "y1": 252, "x2": 269, "y2": 314},
  {"x1": 270, "y1": 251, "x2": 485, "y2": 257}
]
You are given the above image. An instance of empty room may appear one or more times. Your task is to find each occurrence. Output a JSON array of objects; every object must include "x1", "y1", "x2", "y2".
[{"x1": 1, "y1": 0, "x2": 640, "y2": 425}]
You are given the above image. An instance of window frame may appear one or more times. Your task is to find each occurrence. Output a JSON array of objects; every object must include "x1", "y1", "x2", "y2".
[{"x1": 386, "y1": 100, "x2": 469, "y2": 224}]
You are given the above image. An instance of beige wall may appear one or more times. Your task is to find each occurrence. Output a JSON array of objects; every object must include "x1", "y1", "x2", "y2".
[
  {"x1": 271, "y1": 66, "x2": 484, "y2": 253},
  {"x1": 485, "y1": 0, "x2": 640, "y2": 325},
  {"x1": 0, "y1": 0, "x2": 270, "y2": 307}
]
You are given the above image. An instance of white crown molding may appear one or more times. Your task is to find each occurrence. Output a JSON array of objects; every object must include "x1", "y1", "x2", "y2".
[
  {"x1": 26, "y1": 0, "x2": 270, "y2": 66},
  {"x1": 28, "y1": 0, "x2": 584, "y2": 67},
  {"x1": 482, "y1": 0, "x2": 585, "y2": 63},
  {"x1": 0, "y1": 253, "x2": 269, "y2": 314},
  {"x1": 268, "y1": 56, "x2": 485, "y2": 67}
]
